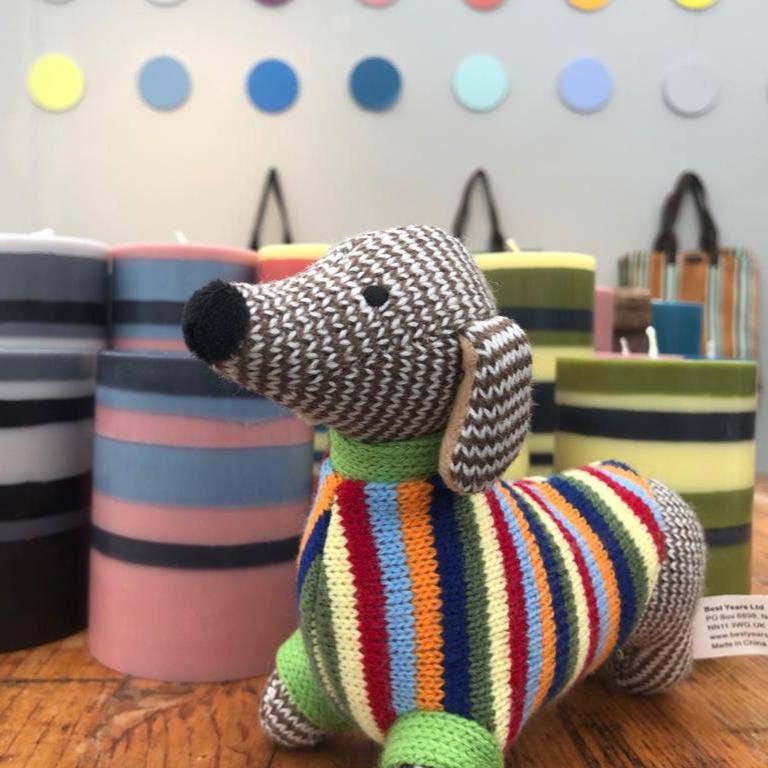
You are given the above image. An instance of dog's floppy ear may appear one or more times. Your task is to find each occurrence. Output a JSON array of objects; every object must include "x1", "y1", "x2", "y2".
[{"x1": 439, "y1": 316, "x2": 532, "y2": 495}]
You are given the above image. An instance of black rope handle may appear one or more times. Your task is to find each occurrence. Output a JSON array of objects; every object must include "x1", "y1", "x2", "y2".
[
  {"x1": 451, "y1": 169, "x2": 507, "y2": 252},
  {"x1": 249, "y1": 168, "x2": 293, "y2": 251},
  {"x1": 653, "y1": 171, "x2": 720, "y2": 266}
]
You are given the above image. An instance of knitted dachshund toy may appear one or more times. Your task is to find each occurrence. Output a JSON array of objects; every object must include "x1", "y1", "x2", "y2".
[{"x1": 183, "y1": 225, "x2": 706, "y2": 768}]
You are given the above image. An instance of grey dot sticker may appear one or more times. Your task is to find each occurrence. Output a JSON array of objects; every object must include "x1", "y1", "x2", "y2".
[{"x1": 663, "y1": 59, "x2": 719, "y2": 117}]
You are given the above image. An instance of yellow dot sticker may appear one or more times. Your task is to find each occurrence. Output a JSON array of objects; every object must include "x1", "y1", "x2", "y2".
[
  {"x1": 27, "y1": 54, "x2": 85, "y2": 112},
  {"x1": 675, "y1": 0, "x2": 719, "y2": 9},
  {"x1": 568, "y1": 0, "x2": 611, "y2": 10}
]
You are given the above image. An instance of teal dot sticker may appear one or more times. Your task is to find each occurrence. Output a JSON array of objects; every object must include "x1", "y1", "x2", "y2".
[
  {"x1": 349, "y1": 57, "x2": 401, "y2": 111},
  {"x1": 452, "y1": 54, "x2": 508, "y2": 113},
  {"x1": 558, "y1": 57, "x2": 613, "y2": 114},
  {"x1": 138, "y1": 56, "x2": 191, "y2": 110},
  {"x1": 247, "y1": 59, "x2": 299, "y2": 113}
]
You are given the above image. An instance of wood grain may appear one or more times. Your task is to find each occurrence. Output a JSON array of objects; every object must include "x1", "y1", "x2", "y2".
[{"x1": 1, "y1": 481, "x2": 767, "y2": 768}]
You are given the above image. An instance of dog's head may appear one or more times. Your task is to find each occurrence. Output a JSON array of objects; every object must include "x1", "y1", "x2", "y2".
[{"x1": 183, "y1": 225, "x2": 532, "y2": 493}]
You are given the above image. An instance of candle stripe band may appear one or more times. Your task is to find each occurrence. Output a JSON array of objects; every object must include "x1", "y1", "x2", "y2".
[
  {"x1": 0, "y1": 300, "x2": 107, "y2": 325},
  {"x1": 499, "y1": 308, "x2": 593, "y2": 332},
  {"x1": 93, "y1": 436, "x2": 313, "y2": 507},
  {"x1": 0, "y1": 322, "x2": 107, "y2": 341},
  {"x1": 704, "y1": 524, "x2": 752, "y2": 548},
  {"x1": 0, "y1": 473, "x2": 91, "y2": 521},
  {"x1": 98, "y1": 353, "x2": 262, "y2": 399},
  {"x1": 111, "y1": 323, "x2": 184, "y2": 341},
  {"x1": 680, "y1": 488, "x2": 754, "y2": 529},
  {"x1": 0, "y1": 253, "x2": 107, "y2": 302},
  {"x1": 0, "y1": 397, "x2": 93, "y2": 429},
  {"x1": 557, "y1": 360, "x2": 758, "y2": 397},
  {"x1": 90, "y1": 525, "x2": 300, "y2": 569},
  {"x1": 482, "y1": 269, "x2": 594, "y2": 310},
  {"x1": 531, "y1": 453, "x2": 554, "y2": 467},
  {"x1": 531, "y1": 383, "x2": 555, "y2": 433},
  {"x1": 0, "y1": 354, "x2": 95, "y2": 381},
  {"x1": 0, "y1": 510, "x2": 88, "y2": 543},
  {"x1": 556, "y1": 406, "x2": 755, "y2": 442},
  {"x1": 112, "y1": 301, "x2": 186, "y2": 325},
  {"x1": 525, "y1": 330, "x2": 593, "y2": 347}
]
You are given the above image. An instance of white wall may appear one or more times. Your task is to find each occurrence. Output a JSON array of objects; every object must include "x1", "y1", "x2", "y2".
[{"x1": 2, "y1": 0, "x2": 766, "y2": 468}]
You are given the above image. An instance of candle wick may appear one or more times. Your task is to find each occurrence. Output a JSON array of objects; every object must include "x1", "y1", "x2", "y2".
[
  {"x1": 646, "y1": 326, "x2": 659, "y2": 359},
  {"x1": 505, "y1": 238, "x2": 521, "y2": 253},
  {"x1": 619, "y1": 337, "x2": 631, "y2": 357},
  {"x1": 706, "y1": 339, "x2": 716, "y2": 359},
  {"x1": 175, "y1": 230, "x2": 189, "y2": 244},
  {"x1": 31, "y1": 228, "x2": 54, "y2": 237}
]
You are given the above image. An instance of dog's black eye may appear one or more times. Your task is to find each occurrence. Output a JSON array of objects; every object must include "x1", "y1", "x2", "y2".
[{"x1": 362, "y1": 285, "x2": 390, "y2": 308}]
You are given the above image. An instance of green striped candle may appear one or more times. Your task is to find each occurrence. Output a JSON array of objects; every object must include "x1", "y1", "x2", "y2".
[
  {"x1": 554, "y1": 357, "x2": 758, "y2": 595},
  {"x1": 476, "y1": 248, "x2": 596, "y2": 475}
]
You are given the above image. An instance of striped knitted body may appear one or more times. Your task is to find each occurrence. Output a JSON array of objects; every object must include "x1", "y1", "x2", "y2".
[{"x1": 296, "y1": 431, "x2": 665, "y2": 751}]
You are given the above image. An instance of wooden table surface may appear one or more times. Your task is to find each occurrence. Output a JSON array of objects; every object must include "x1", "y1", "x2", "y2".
[{"x1": 2, "y1": 481, "x2": 768, "y2": 768}]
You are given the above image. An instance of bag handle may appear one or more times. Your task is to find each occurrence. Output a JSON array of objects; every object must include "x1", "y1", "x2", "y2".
[
  {"x1": 451, "y1": 169, "x2": 507, "y2": 253},
  {"x1": 249, "y1": 168, "x2": 293, "y2": 251},
  {"x1": 653, "y1": 171, "x2": 720, "y2": 267}
]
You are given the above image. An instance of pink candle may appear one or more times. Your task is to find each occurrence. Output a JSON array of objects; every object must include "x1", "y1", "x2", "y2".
[{"x1": 593, "y1": 286, "x2": 615, "y2": 353}]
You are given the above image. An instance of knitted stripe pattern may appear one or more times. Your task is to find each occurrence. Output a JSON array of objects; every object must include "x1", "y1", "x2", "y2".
[
  {"x1": 215, "y1": 225, "x2": 498, "y2": 444},
  {"x1": 296, "y1": 434, "x2": 665, "y2": 750}
]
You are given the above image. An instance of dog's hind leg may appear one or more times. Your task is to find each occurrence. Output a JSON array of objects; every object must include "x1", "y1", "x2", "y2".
[{"x1": 607, "y1": 479, "x2": 707, "y2": 694}]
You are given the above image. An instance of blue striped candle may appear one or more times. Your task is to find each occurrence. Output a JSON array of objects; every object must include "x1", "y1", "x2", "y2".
[
  {"x1": 88, "y1": 351, "x2": 314, "y2": 681},
  {"x1": 651, "y1": 300, "x2": 703, "y2": 356}
]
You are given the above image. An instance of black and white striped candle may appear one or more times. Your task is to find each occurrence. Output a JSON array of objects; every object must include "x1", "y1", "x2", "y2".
[
  {"x1": 0, "y1": 351, "x2": 95, "y2": 651},
  {"x1": 0, "y1": 233, "x2": 109, "y2": 349}
]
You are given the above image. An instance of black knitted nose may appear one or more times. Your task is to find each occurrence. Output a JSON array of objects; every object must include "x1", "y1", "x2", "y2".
[{"x1": 182, "y1": 280, "x2": 250, "y2": 365}]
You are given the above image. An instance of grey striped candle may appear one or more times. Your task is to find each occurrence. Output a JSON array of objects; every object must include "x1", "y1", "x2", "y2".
[
  {"x1": 0, "y1": 351, "x2": 95, "y2": 651},
  {"x1": 554, "y1": 356, "x2": 758, "y2": 595},
  {"x1": 88, "y1": 351, "x2": 314, "y2": 681}
]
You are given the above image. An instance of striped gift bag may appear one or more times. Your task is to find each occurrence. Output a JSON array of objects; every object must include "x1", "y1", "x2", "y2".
[
  {"x1": 618, "y1": 172, "x2": 758, "y2": 359},
  {"x1": 88, "y1": 351, "x2": 313, "y2": 681}
]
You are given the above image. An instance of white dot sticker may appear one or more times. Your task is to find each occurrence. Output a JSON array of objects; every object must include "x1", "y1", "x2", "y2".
[{"x1": 663, "y1": 59, "x2": 719, "y2": 117}]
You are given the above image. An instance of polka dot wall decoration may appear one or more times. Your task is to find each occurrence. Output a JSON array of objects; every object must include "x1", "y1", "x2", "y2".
[
  {"x1": 27, "y1": 53, "x2": 84, "y2": 113},
  {"x1": 139, "y1": 56, "x2": 191, "y2": 111},
  {"x1": 453, "y1": 54, "x2": 508, "y2": 113},
  {"x1": 558, "y1": 57, "x2": 613, "y2": 114},
  {"x1": 247, "y1": 59, "x2": 299, "y2": 113},
  {"x1": 464, "y1": 0, "x2": 506, "y2": 10},
  {"x1": 674, "y1": 0, "x2": 719, "y2": 9},
  {"x1": 255, "y1": 0, "x2": 293, "y2": 5},
  {"x1": 349, "y1": 57, "x2": 401, "y2": 111},
  {"x1": 663, "y1": 59, "x2": 719, "y2": 117},
  {"x1": 568, "y1": 0, "x2": 611, "y2": 10},
  {"x1": 360, "y1": 0, "x2": 398, "y2": 6}
]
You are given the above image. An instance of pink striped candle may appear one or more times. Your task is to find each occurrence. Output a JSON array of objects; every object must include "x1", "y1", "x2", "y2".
[
  {"x1": 88, "y1": 351, "x2": 313, "y2": 681},
  {"x1": 110, "y1": 242, "x2": 257, "y2": 352},
  {"x1": 593, "y1": 286, "x2": 615, "y2": 353}
]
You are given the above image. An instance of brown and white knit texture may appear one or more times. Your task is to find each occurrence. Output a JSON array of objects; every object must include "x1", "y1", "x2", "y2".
[
  {"x1": 442, "y1": 317, "x2": 532, "y2": 495},
  {"x1": 260, "y1": 671, "x2": 328, "y2": 749},
  {"x1": 216, "y1": 225, "x2": 499, "y2": 444},
  {"x1": 609, "y1": 478, "x2": 707, "y2": 694}
]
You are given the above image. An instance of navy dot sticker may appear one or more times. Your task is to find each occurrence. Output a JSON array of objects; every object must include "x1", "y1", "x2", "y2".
[
  {"x1": 453, "y1": 54, "x2": 508, "y2": 113},
  {"x1": 349, "y1": 57, "x2": 402, "y2": 112},
  {"x1": 138, "y1": 56, "x2": 191, "y2": 111},
  {"x1": 558, "y1": 57, "x2": 613, "y2": 114},
  {"x1": 663, "y1": 59, "x2": 719, "y2": 117},
  {"x1": 255, "y1": 0, "x2": 293, "y2": 5},
  {"x1": 247, "y1": 59, "x2": 299, "y2": 113}
]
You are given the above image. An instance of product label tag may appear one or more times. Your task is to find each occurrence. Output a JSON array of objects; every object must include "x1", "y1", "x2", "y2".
[{"x1": 692, "y1": 595, "x2": 768, "y2": 659}]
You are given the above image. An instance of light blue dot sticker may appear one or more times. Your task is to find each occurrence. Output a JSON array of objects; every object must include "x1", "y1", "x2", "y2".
[
  {"x1": 247, "y1": 59, "x2": 299, "y2": 113},
  {"x1": 138, "y1": 56, "x2": 191, "y2": 111},
  {"x1": 558, "y1": 57, "x2": 613, "y2": 114},
  {"x1": 452, "y1": 55, "x2": 508, "y2": 113},
  {"x1": 349, "y1": 57, "x2": 402, "y2": 111}
]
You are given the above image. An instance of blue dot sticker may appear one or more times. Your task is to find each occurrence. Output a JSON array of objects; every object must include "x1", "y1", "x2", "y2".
[
  {"x1": 452, "y1": 55, "x2": 508, "y2": 113},
  {"x1": 247, "y1": 59, "x2": 299, "y2": 113},
  {"x1": 138, "y1": 56, "x2": 190, "y2": 111},
  {"x1": 349, "y1": 57, "x2": 401, "y2": 112},
  {"x1": 558, "y1": 57, "x2": 613, "y2": 114}
]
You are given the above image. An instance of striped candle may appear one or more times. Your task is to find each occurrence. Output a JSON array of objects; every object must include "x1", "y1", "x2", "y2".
[
  {"x1": 88, "y1": 351, "x2": 314, "y2": 681},
  {"x1": 110, "y1": 242, "x2": 257, "y2": 352},
  {"x1": 554, "y1": 357, "x2": 758, "y2": 595},
  {"x1": 476, "y1": 249, "x2": 596, "y2": 475},
  {"x1": 257, "y1": 243, "x2": 329, "y2": 283},
  {"x1": 0, "y1": 351, "x2": 95, "y2": 651},
  {"x1": 0, "y1": 232, "x2": 108, "y2": 350},
  {"x1": 593, "y1": 286, "x2": 615, "y2": 353}
]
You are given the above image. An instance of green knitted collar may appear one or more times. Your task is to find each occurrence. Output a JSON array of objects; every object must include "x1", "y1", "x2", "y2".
[{"x1": 329, "y1": 430, "x2": 442, "y2": 483}]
